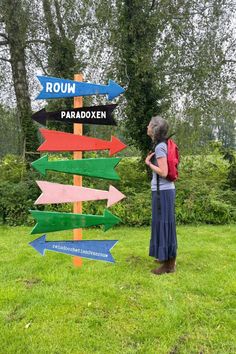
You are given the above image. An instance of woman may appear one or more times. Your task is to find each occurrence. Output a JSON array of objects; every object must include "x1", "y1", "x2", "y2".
[{"x1": 145, "y1": 116, "x2": 177, "y2": 275}]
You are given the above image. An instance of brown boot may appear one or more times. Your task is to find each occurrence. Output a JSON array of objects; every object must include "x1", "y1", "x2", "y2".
[
  {"x1": 151, "y1": 258, "x2": 176, "y2": 275},
  {"x1": 166, "y1": 257, "x2": 176, "y2": 273},
  {"x1": 151, "y1": 261, "x2": 169, "y2": 275}
]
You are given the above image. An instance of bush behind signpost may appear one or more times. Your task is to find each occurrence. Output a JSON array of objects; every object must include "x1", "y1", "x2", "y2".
[{"x1": 0, "y1": 147, "x2": 235, "y2": 226}]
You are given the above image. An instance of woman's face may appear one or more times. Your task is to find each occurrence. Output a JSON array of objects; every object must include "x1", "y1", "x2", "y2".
[{"x1": 147, "y1": 122, "x2": 153, "y2": 137}]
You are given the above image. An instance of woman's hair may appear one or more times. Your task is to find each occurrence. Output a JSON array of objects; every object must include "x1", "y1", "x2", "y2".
[{"x1": 150, "y1": 116, "x2": 169, "y2": 145}]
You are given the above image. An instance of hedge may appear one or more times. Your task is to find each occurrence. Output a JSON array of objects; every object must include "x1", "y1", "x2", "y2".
[{"x1": 0, "y1": 148, "x2": 235, "y2": 226}]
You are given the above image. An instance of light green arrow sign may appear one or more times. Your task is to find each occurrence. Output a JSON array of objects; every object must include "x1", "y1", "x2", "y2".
[
  {"x1": 31, "y1": 155, "x2": 121, "y2": 180},
  {"x1": 30, "y1": 209, "x2": 121, "y2": 234}
]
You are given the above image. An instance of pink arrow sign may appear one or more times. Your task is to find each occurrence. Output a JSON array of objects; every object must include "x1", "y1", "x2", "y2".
[
  {"x1": 34, "y1": 181, "x2": 126, "y2": 207},
  {"x1": 37, "y1": 129, "x2": 127, "y2": 156}
]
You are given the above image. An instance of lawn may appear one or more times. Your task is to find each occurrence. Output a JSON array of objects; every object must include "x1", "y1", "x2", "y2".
[{"x1": 0, "y1": 225, "x2": 235, "y2": 354}]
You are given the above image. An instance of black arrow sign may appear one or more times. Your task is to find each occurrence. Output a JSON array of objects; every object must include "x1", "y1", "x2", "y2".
[{"x1": 32, "y1": 104, "x2": 117, "y2": 126}]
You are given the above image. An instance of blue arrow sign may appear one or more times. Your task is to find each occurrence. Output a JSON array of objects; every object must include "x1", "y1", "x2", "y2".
[
  {"x1": 29, "y1": 235, "x2": 118, "y2": 263},
  {"x1": 36, "y1": 76, "x2": 125, "y2": 100}
]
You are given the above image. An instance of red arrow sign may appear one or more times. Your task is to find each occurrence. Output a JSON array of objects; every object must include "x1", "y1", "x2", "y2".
[{"x1": 37, "y1": 129, "x2": 127, "y2": 156}]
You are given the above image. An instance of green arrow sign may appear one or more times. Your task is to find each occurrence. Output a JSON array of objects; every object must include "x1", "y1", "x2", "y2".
[
  {"x1": 31, "y1": 155, "x2": 121, "y2": 180},
  {"x1": 30, "y1": 209, "x2": 121, "y2": 234}
]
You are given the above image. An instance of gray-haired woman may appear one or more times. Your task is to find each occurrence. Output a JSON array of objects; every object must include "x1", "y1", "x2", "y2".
[{"x1": 145, "y1": 116, "x2": 177, "y2": 275}]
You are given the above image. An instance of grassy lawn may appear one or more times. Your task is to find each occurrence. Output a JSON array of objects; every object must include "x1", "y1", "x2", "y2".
[{"x1": 0, "y1": 224, "x2": 235, "y2": 354}]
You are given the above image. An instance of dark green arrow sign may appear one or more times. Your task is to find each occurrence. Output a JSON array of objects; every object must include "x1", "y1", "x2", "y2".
[
  {"x1": 31, "y1": 155, "x2": 121, "y2": 180},
  {"x1": 30, "y1": 209, "x2": 121, "y2": 234}
]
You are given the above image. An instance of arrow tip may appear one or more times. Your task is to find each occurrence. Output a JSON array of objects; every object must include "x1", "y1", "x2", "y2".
[
  {"x1": 31, "y1": 155, "x2": 48, "y2": 175},
  {"x1": 103, "y1": 209, "x2": 121, "y2": 231},
  {"x1": 29, "y1": 234, "x2": 46, "y2": 256},
  {"x1": 107, "y1": 185, "x2": 126, "y2": 207},
  {"x1": 105, "y1": 240, "x2": 119, "y2": 263},
  {"x1": 109, "y1": 136, "x2": 127, "y2": 156},
  {"x1": 107, "y1": 80, "x2": 125, "y2": 100},
  {"x1": 32, "y1": 109, "x2": 47, "y2": 125}
]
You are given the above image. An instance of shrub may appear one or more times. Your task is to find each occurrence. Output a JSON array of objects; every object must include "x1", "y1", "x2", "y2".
[
  {"x1": 0, "y1": 149, "x2": 235, "y2": 226},
  {"x1": 0, "y1": 181, "x2": 32, "y2": 225},
  {"x1": 175, "y1": 151, "x2": 235, "y2": 224},
  {"x1": 0, "y1": 154, "x2": 27, "y2": 183}
]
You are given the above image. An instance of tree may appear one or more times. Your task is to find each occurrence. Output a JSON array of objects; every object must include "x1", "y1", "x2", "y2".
[
  {"x1": 0, "y1": 0, "x2": 235, "y2": 158},
  {"x1": 158, "y1": 0, "x2": 236, "y2": 152},
  {"x1": 0, "y1": 0, "x2": 38, "y2": 158},
  {"x1": 113, "y1": 0, "x2": 167, "y2": 158},
  {"x1": 0, "y1": 105, "x2": 20, "y2": 157},
  {"x1": 112, "y1": 0, "x2": 236, "y2": 155}
]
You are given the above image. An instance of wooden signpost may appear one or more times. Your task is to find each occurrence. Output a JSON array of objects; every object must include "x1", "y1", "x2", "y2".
[
  {"x1": 73, "y1": 74, "x2": 83, "y2": 266},
  {"x1": 29, "y1": 74, "x2": 126, "y2": 266}
]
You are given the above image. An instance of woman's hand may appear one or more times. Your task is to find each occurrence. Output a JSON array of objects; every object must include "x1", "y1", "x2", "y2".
[
  {"x1": 145, "y1": 152, "x2": 155, "y2": 166},
  {"x1": 145, "y1": 152, "x2": 168, "y2": 177}
]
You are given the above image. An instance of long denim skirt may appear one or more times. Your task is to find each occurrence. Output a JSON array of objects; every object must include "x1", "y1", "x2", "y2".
[{"x1": 149, "y1": 189, "x2": 177, "y2": 261}]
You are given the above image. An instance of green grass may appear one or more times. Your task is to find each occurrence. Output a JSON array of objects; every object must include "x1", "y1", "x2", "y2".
[{"x1": 0, "y1": 225, "x2": 235, "y2": 354}]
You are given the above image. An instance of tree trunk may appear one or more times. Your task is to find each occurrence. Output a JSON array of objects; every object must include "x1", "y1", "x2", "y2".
[
  {"x1": 116, "y1": 0, "x2": 164, "y2": 158},
  {"x1": 3, "y1": 0, "x2": 38, "y2": 159},
  {"x1": 42, "y1": 0, "x2": 77, "y2": 133}
]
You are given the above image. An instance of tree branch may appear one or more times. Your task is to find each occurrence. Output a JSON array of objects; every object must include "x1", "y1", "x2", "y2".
[
  {"x1": 150, "y1": 0, "x2": 156, "y2": 11},
  {"x1": 28, "y1": 46, "x2": 48, "y2": 75},
  {"x1": 54, "y1": 0, "x2": 66, "y2": 38},
  {"x1": 0, "y1": 40, "x2": 8, "y2": 46},
  {"x1": 0, "y1": 33, "x2": 8, "y2": 40},
  {"x1": 43, "y1": 0, "x2": 58, "y2": 43},
  {"x1": 73, "y1": 22, "x2": 100, "y2": 42},
  {"x1": 26, "y1": 39, "x2": 49, "y2": 45},
  {"x1": 0, "y1": 56, "x2": 11, "y2": 63},
  {"x1": 224, "y1": 37, "x2": 236, "y2": 56},
  {"x1": 223, "y1": 59, "x2": 236, "y2": 64}
]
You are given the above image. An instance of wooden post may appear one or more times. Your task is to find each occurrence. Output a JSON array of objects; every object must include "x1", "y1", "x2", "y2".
[{"x1": 73, "y1": 74, "x2": 83, "y2": 267}]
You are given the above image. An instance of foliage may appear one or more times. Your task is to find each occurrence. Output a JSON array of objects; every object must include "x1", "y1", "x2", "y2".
[
  {"x1": 0, "y1": 108, "x2": 22, "y2": 158},
  {"x1": 159, "y1": 1, "x2": 236, "y2": 153},
  {"x1": 0, "y1": 155, "x2": 39, "y2": 225},
  {"x1": 41, "y1": 0, "x2": 85, "y2": 128},
  {"x1": 84, "y1": 149, "x2": 236, "y2": 225},
  {"x1": 171, "y1": 98, "x2": 236, "y2": 155},
  {"x1": 0, "y1": 154, "x2": 27, "y2": 183},
  {"x1": 175, "y1": 143, "x2": 236, "y2": 224},
  {"x1": 113, "y1": 0, "x2": 166, "y2": 157},
  {"x1": 0, "y1": 181, "x2": 32, "y2": 226},
  {"x1": 220, "y1": 146, "x2": 236, "y2": 190},
  {"x1": 110, "y1": 0, "x2": 236, "y2": 156},
  {"x1": 0, "y1": 0, "x2": 236, "y2": 160},
  {"x1": 1, "y1": 0, "x2": 39, "y2": 156},
  {"x1": 0, "y1": 146, "x2": 235, "y2": 226}
]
